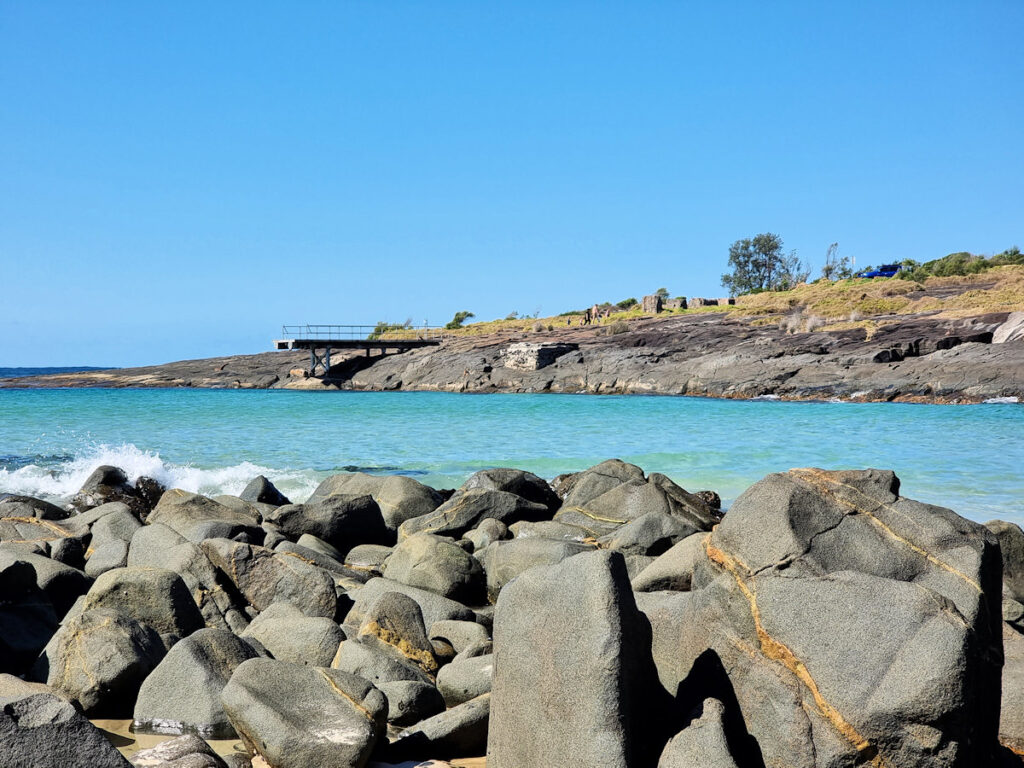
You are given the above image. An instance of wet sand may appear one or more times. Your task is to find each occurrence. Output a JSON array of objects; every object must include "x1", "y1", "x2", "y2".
[
  {"x1": 93, "y1": 719, "x2": 247, "y2": 760},
  {"x1": 94, "y1": 718, "x2": 486, "y2": 766}
]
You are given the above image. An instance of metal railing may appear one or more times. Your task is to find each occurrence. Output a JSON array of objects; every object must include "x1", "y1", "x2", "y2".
[{"x1": 280, "y1": 324, "x2": 447, "y2": 341}]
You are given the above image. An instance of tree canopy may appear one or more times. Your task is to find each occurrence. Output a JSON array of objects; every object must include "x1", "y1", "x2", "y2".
[
  {"x1": 820, "y1": 242, "x2": 854, "y2": 281},
  {"x1": 721, "y1": 233, "x2": 809, "y2": 295},
  {"x1": 444, "y1": 311, "x2": 475, "y2": 330}
]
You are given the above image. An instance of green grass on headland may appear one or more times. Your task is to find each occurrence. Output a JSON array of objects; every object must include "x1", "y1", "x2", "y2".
[{"x1": 410, "y1": 265, "x2": 1024, "y2": 341}]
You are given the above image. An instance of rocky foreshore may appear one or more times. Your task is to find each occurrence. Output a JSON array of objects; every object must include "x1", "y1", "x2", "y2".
[
  {"x1": 3, "y1": 461, "x2": 1024, "y2": 766},
  {"x1": 5, "y1": 309, "x2": 1024, "y2": 403}
]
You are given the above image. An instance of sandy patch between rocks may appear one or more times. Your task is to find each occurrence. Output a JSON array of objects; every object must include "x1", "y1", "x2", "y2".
[{"x1": 94, "y1": 718, "x2": 486, "y2": 767}]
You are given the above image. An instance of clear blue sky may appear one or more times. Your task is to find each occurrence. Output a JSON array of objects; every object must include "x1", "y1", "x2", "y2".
[{"x1": 2, "y1": 1, "x2": 1021, "y2": 366}]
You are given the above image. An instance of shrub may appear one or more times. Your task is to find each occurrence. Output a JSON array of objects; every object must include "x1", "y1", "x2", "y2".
[
  {"x1": 607, "y1": 320, "x2": 629, "y2": 335},
  {"x1": 367, "y1": 320, "x2": 412, "y2": 340},
  {"x1": 781, "y1": 309, "x2": 803, "y2": 334}
]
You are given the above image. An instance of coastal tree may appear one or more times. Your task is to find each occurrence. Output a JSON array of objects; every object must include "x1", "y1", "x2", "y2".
[
  {"x1": 821, "y1": 242, "x2": 854, "y2": 281},
  {"x1": 721, "y1": 233, "x2": 809, "y2": 295},
  {"x1": 655, "y1": 287, "x2": 669, "y2": 300},
  {"x1": 444, "y1": 311, "x2": 475, "y2": 330}
]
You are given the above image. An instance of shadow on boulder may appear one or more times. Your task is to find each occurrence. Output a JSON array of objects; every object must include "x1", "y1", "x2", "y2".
[{"x1": 671, "y1": 649, "x2": 765, "y2": 768}]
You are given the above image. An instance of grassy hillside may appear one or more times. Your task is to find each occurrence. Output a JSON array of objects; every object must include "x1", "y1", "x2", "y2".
[{"x1": 373, "y1": 266, "x2": 1024, "y2": 342}]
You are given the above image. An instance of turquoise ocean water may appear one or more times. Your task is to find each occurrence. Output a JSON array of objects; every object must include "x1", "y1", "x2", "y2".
[{"x1": 0, "y1": 388, "x2": 1020, "y2": 524}]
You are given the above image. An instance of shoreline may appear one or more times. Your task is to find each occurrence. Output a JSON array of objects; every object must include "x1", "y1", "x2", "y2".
[
  {"x1": 1, "y1": 379, "x2": 1020, "y2": 406},
  {"x1": 3, "y1": 305, "x2": 1023, "y2": 404}
]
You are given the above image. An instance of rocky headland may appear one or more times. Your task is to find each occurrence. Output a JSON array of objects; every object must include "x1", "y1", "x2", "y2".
[
  {"x1": 3, "y1": 460, "x2": 1024, "y2": 767},
  {"x1": 6, "y1": 271, "x2": 1024, "y2": 403}
]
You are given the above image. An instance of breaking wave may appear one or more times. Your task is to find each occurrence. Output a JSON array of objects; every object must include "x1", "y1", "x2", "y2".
[{"x1": 0, "y1": 443, "x2": 325, "y2": 504}]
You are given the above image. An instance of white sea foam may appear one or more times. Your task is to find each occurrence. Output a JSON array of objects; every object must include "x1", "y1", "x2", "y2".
[
  {"x1": 983, "y1": 396, "x2": 1020, "y2": 404},
  {"x1": 0, "y1": 443, "x2": 324, "y2": 503},
  {"x1": 751, "y1": 394, "x2": 781, "y2": 401}
]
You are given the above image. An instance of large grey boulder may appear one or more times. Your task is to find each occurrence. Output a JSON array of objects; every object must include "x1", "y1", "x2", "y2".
[
  {"x1": 429, "y1": 619, "x2": 490, "y2": 655},
  {"x1": 35, "y1": 608, "x2": 166, "y2": 715},
  {"x1": 201, "y1": 538, "x2": 338, "y2": 618},
  {"x1": 508, "y1": 519, "x2": 590, "y2": 542},
  {"x1": 658, "y1": 698, "x2": 739, "y2": 768},
  {"x1": 0, "y1": 692, "x2": 131, "y2": 768},
  {"x1": 51, "y1": 534, "x2": 88, "y2": 570},
  {"x1": 0, "y1": 494, "x2": 71, "y2": 521},
  {"x1": 273, "y1": 540, "x2": 368, "y2": 586},
  {"x1": 344, "y1": 543, "x2": 392, "y2": 575},
  {"x1": 631, "y1": 532, "x2": 708, "y2": 592},
  {"x1": 0, "y1": 558, "x2": 59, "y2": 675},
  {"x1": 307, "y1": 472, "x2": 443, "y2": 532},
  {"x1": 381, "y1": 532, "x2": 485, "y2": 604},
  {"x1": 0, "y1": 673, "x2": 60, "y2": 706},
  {"x1": 331, "y1": 636, "x2": 433, "y2": 687},
  {"x1": 239, "y1": 475, "x2": 290, "y2": 506},
  {"x1": 346, "y1": 577, "x2": 475, "y2": 629},
  {"x1": 128, "y1": 733, "x2": 227, "y2": 768},
  {"x1": 1002, "y1": 623, "x2": 1024, "y2": 755},
  {"x1": 85, "y1": 537, "x2": 130, "y2": 577},
  {"x1": 129, "y1": 524, "x2": 250, "y2": 633},
  {"x1": 240, "y1": 602, "x2": 344, "y2": 667},
  {"x1": 357, "y1": 590, "x2": 438, "y2": 675},
  {"x1": 213, "y1": 495, "x2": 276, "y2": 525},
  {"x1": 634, "y1": 590, "x2": 693, "y2": 695},
  {"x1": 480, "y1": 537, "x2": 592, "y2": 602},
  {"x1": 487, "y1": 550, "x2": 663, "y2": 768},
  {"x1": 986, "y1": 519, "x2": 1024, "y2": 603},
  {"x1": 554, "y1": 459, "x2": 646, "y2": 505},
  {"x1": 266, "y1": 495, "x2": 390, "y2": 555},
  {"x1": 677, "y1": 468, "x2": 1003, "y2": 768},
  {"x1": 556, "y1": 477, "x2": 710, "y2": 538},
  {"x1": 0, "y1": 548, "x2": 90, "y2": 618},
  {"x1": 149, "y1": 490, "x2": 262, "y2": 543},
  {"x1": 461, "y1": 468, "x2": 560, "y2": 513},
  {"x1": 463, "y1": 518, "x2": 509, "y2": 551},
  {"x1": 69, "y1": 465, "x2": 152, "y2": 518},
  {"x1": 81, "y1": 567, "x2": 204, "y2": 638},
  {"x1": 597, "y1": 510, "x2": 698, "y2": 555},
  {"x1": 377, "y1": 680, "x2": 446, "y2": 727},
  {"x1": 0, "y1": 514, "x2": 76, "y2": 547},
  {"x1": 221, "y1": 658, "x2": 387, "y2": 768},
  {"x1": 91, "y1": 504, "x2": 143, "y2": 546},
  {"x1": 64, "y1": 500, "x2": 136, "y2": 534},
  {"x1": 648, "y1": 472, "x2": 721, "y2": 529},
  {"x1": 398, "y1": 488, "x2": 549, "y2": 541},
  {"x1": 437, "y1": 652, "x2": 493, "y2": 707},
  {"x1": 621, "y1": 552, "x2": 657, "y2": 581},
  {"x1": 133, "y1": 628, "x2": 259, "y2": 738},
  {"x1": 389, "y1": 692, "x2": 490, "y2": 761}
]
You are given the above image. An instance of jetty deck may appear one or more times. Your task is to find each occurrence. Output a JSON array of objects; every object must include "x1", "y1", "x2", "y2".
[{"x1": 273, "y1": 324, "x2": 445, "y2": 376}]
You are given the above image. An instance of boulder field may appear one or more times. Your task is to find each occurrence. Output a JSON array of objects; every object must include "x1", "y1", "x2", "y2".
[{"x1": 2, "y1": 462, "x2": 1024, "y2": 767}]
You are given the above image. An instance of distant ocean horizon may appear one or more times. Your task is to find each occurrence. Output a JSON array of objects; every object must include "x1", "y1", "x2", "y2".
[{"x1": 0, "y1": 366, "x2": 114, "y2": 378}]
